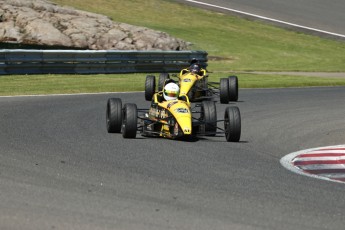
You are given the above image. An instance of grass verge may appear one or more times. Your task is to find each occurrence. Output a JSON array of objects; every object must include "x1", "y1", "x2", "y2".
[
  {"x1": 2, "y1": 73, "x2": 345, "y2": 96},
  {"x1": 51, "y1": 0, "x2": 345, "y2": 72}
]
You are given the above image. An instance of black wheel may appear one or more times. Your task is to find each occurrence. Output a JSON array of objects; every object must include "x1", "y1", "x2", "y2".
[
  {"x1": 158, "y1": 73, "x2": 170, "y2": 91},
  {"x1": 219, "y1": 78, "x2": 229, "y2": 104},
  {"x1": 145, "y1": 75, "x2": 156, "y2": 101},
  {"x1": 228, "y1": 76, "x2": 238, "y2": 101},
  {"x1": 201, "y1": 101, "x2": 217, "y2": 135},
  {"x1": 106, "y1": 98, "x2": 122, "y2": 133},
  {"x1": 122, "y1": 103, "x2": 138, "y2": 138},
  {"x1": 224, "y1": 106, "x2": 241, "y2": 142}
]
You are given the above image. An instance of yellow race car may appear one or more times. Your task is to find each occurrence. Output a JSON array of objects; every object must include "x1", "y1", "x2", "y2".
[
  {"x1": 106, "y1": 92, "x2": 241, "y2": 142},
  {"x1": 145, "y1": 61, "x2": 238, "y2": 104}
]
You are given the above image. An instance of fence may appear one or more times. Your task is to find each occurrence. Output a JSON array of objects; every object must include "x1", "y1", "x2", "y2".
[{"x1": 0, "y1": 50, "x2": 208, "y2": 75}]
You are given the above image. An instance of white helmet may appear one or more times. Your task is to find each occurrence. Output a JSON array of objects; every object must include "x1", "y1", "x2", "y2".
[{"x1": 163, "y1": 82, "x2": 179, "y2": 101}]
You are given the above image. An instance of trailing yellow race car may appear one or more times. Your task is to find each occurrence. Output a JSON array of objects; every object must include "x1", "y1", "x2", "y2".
[
  {"x1": 145, "y1": 61, "x2": 238, "y2": 104},
  {"x1": 106, "y1": 83, "x2": 241, "y2": 142}
]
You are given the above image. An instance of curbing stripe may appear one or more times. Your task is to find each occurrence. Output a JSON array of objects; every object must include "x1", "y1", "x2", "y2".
[{"x1": 280, "y1": 145, "x2": 345, "y2": 184}]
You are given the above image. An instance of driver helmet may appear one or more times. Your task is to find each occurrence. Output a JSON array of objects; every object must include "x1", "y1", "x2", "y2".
[
  {"x1": 189, "y1": 64, "x2": 201, "y2": 74},
  {"x1": 163, "y1": 82, "x2": 180, "y2": 101}
]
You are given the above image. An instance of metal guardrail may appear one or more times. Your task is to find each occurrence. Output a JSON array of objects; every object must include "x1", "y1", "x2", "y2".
[{"x1": 0, "y1": 50, "x2": 208, "y2": 75}]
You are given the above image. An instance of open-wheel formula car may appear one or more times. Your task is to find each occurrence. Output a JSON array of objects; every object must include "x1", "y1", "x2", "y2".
[
  {"x1": 106, "y1": 94, "x2": 241, "y2": 142},
  {"x1": 144, "y1": 69, "x2": 238, "y2": 104}
]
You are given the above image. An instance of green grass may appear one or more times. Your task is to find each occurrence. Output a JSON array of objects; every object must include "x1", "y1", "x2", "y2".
[
  {"x1": 0, "y1": 74, "x2": 145, "y2": 96},
  {"x1": 1, "y1": 0, "x2": 345, "y2": 96},
  {"x1": 51, "y1": 0, "x2": 345, "y2": 72},
  {"x1": 2, "y1": 73, "x2": 345, "y2": 96}
]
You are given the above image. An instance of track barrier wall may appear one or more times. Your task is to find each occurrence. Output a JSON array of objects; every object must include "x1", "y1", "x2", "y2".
[{"x1": 0, "y1": 50, "x2": 208, "y2": 75}]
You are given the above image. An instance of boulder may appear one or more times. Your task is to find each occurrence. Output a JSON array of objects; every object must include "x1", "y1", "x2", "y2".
[{"x1": 0, "y1": 0, "x2": 190, "y2": 50}]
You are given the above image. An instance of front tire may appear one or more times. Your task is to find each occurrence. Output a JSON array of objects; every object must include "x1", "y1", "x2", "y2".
[
  {"x1": 145, "y1": 75, "x2": 156, "y2": 101},
  {"x1": 106, "y1": 98, "x2": 122, "y2": 133},
  {"x1": 122, "y1": 103, "x2": 138, "y2": 138},
  {"x1": 224, "y1": 106, "x2": 241, "y2": 142}
]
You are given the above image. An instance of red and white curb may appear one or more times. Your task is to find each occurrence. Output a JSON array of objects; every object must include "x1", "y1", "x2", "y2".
[{"x1": 280, "y1": 145, "x2": 345, "y2": 184}]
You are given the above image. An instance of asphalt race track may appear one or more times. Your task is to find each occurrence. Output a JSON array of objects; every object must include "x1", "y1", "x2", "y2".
[
  {"x1": 175, "y1": 0, "x2": 345, "y2": 39},
  {"x1": 1, "y1": 87, "x2": 345, "y2": 230}
]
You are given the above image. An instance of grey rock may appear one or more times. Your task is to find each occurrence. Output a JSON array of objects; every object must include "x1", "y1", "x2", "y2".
[{"x1": 0, "y1": 0, "x2": 189, "y2": 50}]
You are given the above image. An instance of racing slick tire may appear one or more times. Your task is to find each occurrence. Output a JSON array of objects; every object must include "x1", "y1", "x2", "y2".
[
  {"x1": 228, "y1": 76, "x2": 238, "y2": 102},
  {"x1": 145, "y1": 75, "x2": 156, "y2": 101},
  {"x1": 106, "y1": 98, "x2": 122, "y2": 133},
  {"x1": 158, "y1": 73, "x2": 170, "y2": 91},
  {"x1": 224, "y1": 106, "x2": 241, "y2": 142},
  {"x1": 122, "y1": 103, "x2": 138, "y2": 138},
  {"x1": 219, "y1": 78, "x2": 230, "y2": 104},
  {"x1": 201, "y1": 100, "x2": 217, "y2": 136}
]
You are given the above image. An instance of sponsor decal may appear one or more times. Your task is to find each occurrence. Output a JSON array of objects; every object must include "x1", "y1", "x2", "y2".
[
  {"x1": 149, "y1": 107, "x2": 168, "y2": 118},
  {"x1": 159, "y1": 110, "x2": 168, "y2": 118},
  {"x1": 183, "y1": 78, "x2": 192, "y2": 82},
  {"x1": 175, "y1": 108, "x2": 189, "y2": 113},
  {"x1": 149, "y1": 107, "x2": 158, "y2": 117}
]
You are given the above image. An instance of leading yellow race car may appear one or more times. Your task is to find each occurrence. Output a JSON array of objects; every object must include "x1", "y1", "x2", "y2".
[
  {"x1": 144, "y1": 60, "x2": 238, "y2": 104},
  {"x1": 106, "y1": 91, "x2": 241, "y2": 142}
]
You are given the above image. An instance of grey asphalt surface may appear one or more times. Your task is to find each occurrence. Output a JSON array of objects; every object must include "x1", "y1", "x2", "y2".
[
  {"x1": 1, "y1": 88, "x2": 345, "y2": 229},
  {"x1": 174, "y1": 0, "x2": 345, "y2": 39}
]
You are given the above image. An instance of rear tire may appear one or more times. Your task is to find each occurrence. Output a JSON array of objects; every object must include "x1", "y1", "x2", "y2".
[
  {"x1": 145, "y1": 75, "x2": 156, "y2": 101},
  {"x1": 228, "y1": 76, "x2": 238, "y2": 101},
  {"x1": 201, "y1": 101, "x2": 217, "y2": 135},
  {"x1": 219, "y1": 78, "x2": 229, "y2": 104},
  {"x1": 106, "y1": 98, "x2": 122, "y2": 133},
  {"x1": 122, "y1": 103, "x2": 138, "y2": 138},
  {"x1": 158, "y1": 73, "x2": 170, "y2": 91},
  {"x1": 224, "y1": 106, "x2": 241, "y2": 142}
]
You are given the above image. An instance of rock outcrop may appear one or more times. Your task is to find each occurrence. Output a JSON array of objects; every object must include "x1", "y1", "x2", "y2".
[{"x1": 0, "y1": 0, "x2": 189, "y2": 50}]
